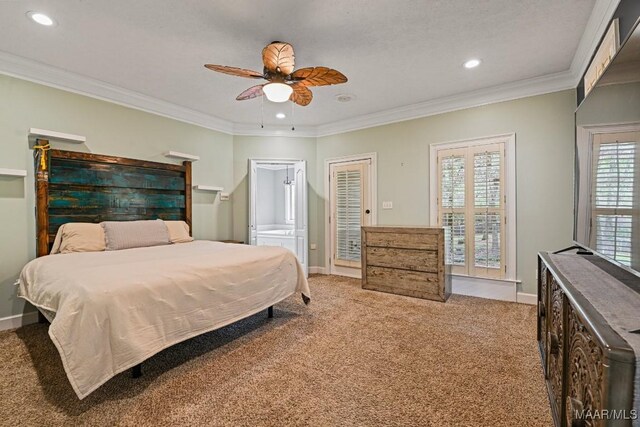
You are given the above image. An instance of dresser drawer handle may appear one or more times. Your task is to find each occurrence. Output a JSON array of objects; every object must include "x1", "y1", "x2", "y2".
[
  {"x1": 548, "y1": 331, "x2": 559, "y2": 355},
  {"x1": 538, "y1": 304, "x2": 546, "y2": 317}
]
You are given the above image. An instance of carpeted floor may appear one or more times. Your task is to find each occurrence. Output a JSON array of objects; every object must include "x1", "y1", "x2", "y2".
[{"x1": 0, "y1": 275, "x2": 551, "y2": 426}]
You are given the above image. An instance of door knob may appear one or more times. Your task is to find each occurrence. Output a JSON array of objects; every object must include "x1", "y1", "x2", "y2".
[{"x1": 365, "y1": 209, "x2": 371, "y2": 214}]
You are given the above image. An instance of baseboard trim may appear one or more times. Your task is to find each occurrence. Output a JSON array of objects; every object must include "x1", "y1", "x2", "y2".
[
  {"x1": 516, "y1": 292, "x2": 537, "y2": 305},
  {"x1": 0, "y1": 311, "x2": 39, "y2": 331},
  {"x1": 309, "y1": 266, "x2": 328, "y2": 275},
  {"x1": 452, "y1": 275, "x2": 517, "y2": 302}
]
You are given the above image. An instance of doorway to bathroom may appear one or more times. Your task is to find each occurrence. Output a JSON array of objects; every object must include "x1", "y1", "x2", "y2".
[{"x1": 248, "y1": 159, "x2": 308, "y2": 277}]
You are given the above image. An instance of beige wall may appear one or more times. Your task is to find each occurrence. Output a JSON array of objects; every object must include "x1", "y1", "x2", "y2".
[
  {"x1": 317, "y1": 90, "x2": 577, "y2": 294},
  {"x1": 0, "y1": 74, "x2": 234, "y2": 319},
  {"x1": 0, "y1": 72, "x2": 577, "y2": 322}
]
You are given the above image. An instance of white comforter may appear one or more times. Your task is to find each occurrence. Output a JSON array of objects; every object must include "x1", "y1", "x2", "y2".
[{"x1": 18, "y1": 241, "x2": 310, "y2": 399}]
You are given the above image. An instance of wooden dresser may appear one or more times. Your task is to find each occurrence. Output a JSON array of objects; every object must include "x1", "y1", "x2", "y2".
[
  {"x1": 361, "y1": 226, "x2": 451, "y2": 302},
  {"x1": 538, "y1": 252, "x2": 637, "y2": 427}
]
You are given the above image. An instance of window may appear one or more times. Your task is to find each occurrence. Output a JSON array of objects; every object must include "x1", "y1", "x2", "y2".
[
  {"x1": 431, "y1": 135, "x2": 515, "y2": 280},
  {"x1": 591, "y1": 133, "x2": 639, "y2": 266},
  {"x1": 285, "y1": 182, "x2": 295, "y2": 224}
]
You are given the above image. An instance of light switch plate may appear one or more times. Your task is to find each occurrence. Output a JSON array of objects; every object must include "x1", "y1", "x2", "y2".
[
  {"x1": 382, "y1": 201, "x2": 393, "y2": 209},
  {"x1": 220, "y1": 193, "x2": 230, "y2": 201},
  {"x1": 310, "y1": 243, "x2": 317, "y2": 250}
]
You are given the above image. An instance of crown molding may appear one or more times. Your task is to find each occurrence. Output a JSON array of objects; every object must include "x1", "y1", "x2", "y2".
[
  {"x1": 0, "y1": 0, "x2": 617, "y2": 139},
  {"x1": 569, "y1": 0, "x2": 621, "y2": 85},
  {"x1": 315, "y1": 70, "x2": 576, "y2": 137},
  {"x1": 0, "y1": 51, "x2": 235, "y2": 135}
]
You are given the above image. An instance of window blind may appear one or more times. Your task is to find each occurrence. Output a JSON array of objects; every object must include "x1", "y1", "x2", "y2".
[
  {"x1": 473, "y1": 151, "x2": 502, "y2": 270},
  {"x1": 593, "y1": 141, "x2": 636, "y2": 266},
  {"x1": 336, "y1": 169, "x2": 362, "y2": 263},
  {"x1": 440, "y1": 154, "x2": 466, "y2": 266}
]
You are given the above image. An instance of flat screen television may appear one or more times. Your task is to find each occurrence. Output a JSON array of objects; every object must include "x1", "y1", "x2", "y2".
[{"x1": 575, "y1": 18, "x2": 640, "y2": 276}]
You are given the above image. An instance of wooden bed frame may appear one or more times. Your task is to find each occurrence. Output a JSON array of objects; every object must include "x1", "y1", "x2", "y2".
[
  {"x1": 32, "y1": 144, "x2": 278, "y2": 381},
  {"x1": 32, "y1": 145, "x2": 277, "y2": 381},
  {"x1": 35, "y1": 147, "x2": 192, "y2": 257}
]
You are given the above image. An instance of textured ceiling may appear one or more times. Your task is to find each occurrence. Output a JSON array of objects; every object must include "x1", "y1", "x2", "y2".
[{"x1": 0, "y1": 0, "x2": 596, "y2": 128}]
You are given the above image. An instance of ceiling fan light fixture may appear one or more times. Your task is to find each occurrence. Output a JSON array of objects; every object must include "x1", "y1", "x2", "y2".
[
  {"x1": 276, "y1": 113, "x2": 286, "y2": 119},
  {"x1": 263, "y1": 83, "x2": 293, "y2": 103}
]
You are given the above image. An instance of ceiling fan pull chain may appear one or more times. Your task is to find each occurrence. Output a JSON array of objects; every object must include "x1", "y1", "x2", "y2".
[
  {"x1": 260, "y1": 95, "x2": 264, "y2": 129},
  {"x1": 291, "y1": 101, "x2": 295, "y2": 131}
]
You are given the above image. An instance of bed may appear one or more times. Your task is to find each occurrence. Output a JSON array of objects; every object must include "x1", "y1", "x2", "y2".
[{"x1": 18, "y1": 147, "x2": 310, "y2": 399}]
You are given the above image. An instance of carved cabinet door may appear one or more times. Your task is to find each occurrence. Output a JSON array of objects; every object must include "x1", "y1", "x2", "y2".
[
  {"x1": 565, "y1": 303, "x2": 604, "y2": 427},
  {"x1": 547, "y1": 276, "x2": 565, "y2": 424},
  {"x1": 538, "y1": 259, "x2": 549, "y2": 375}
]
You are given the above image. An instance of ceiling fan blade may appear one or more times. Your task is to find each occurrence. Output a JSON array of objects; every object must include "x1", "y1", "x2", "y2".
[
  {"x1": 290, "y1": 83, "x2": 313, "y2": 106},
  {"x1": 236, "y1": 85, "x2": 265, "y2": 101},
  {"x1": 262, "y1": 42, "x2": 295, "y2": 75},
  {"x1": 204, "y1": 64, "x2": 264, "y2": 79},
  {"x1": 291, "y1": 67, "x2": 348, "y2": 87}
]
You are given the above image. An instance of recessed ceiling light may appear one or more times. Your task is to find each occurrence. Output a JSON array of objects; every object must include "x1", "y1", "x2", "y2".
[
  {"x1": 463, "y1": 59, "x2": 481, "y2": 69},
  {"x1": 27, "y1": 11, "x2": 56, "y2": 26},
  {"x1": 335, "y1": 93, "x2": 356, "y2": 103},
  {"x1": 276, "y1": 113, "x2": 286, "y2": 119}
]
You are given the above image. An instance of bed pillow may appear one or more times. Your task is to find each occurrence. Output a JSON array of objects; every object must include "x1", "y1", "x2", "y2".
[
  {"x1": 100, "y1": 220, "x2": 170, "y2": 251},
  {"x1": 50, "y1": 223, "x2": 106, "y2": 254},
  {"x1": 164, "y1": 220, "x2": 194, "y2": 243}
]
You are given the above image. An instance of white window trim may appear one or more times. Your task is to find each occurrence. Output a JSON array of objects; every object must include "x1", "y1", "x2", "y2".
[
  {"x1": 429, "y1": 133, "x2": 517, "y2": 282},
  {"x1": 324, "y1": 152, "x2": 378, "y2": 274},
  {"x1": 575, "y1": 122, "x2": 640, "y2": 244}
]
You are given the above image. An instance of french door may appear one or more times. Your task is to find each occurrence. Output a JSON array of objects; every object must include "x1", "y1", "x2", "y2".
[
  {"x1": 437, "y1": 142, "x2": 506, "y2": 279},
  {"x1": 329, "y1": 160, "x2": 372, "y2": 277}
]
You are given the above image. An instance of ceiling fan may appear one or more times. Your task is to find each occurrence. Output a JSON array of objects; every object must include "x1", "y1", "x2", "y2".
[{"x1": 204, "y1": 41, "x2": 347, "y2": 106}]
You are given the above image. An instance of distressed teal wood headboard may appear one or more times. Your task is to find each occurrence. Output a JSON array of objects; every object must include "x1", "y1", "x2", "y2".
[{"x1": 35, "y1": 149, "x2": 192, "y2": 256}]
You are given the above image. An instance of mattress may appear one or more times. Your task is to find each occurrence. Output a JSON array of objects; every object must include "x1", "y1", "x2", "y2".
[{"x1": 18, "y1": 240, "x2": 310, "y2": 399}]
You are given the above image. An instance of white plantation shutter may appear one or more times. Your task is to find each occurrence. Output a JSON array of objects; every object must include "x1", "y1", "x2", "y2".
[
  {"x1": 591, "y1": 135, "x2": 639, "y2": 266},
  {"x1": 443, "y1": 213, "x2": 466, "y2": 266},
  {"x1": 438, "y1": 143, "x2": 505, "y2": 278},
  {"x1": 439, "y1": 151, "x2": 466, "y2": 270},
  {"x1": 335, "y1": 167, "x2": 363, "y2": 266},
  {"x1": 472, "y1": 149, "x2": 504, "y2": 276}
]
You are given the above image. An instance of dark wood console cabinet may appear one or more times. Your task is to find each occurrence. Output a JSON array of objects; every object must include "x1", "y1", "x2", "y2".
[{"x1": 538, "y1": 252, "x2": 637, "y2": 427}]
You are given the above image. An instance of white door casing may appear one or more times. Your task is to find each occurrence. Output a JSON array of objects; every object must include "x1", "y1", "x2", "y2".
[
  {"x1": 294, "y1": 161, "x2": 309, "y2": 277},
  {"x1": 248, "y1": 159, "x2": 308, "y2": 277},
  {"x1": 325, "y1": 153, "x2": 377, "y2": 278}
]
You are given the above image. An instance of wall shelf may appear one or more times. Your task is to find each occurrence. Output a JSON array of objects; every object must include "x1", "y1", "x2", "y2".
[
  {"x1": 193, "y1": 185, "x2": 223, "y2": 192},
  {"x1": 0, "y1": 168, "x2": 27, "y2": 177},
  {"x1": 164, "y1": 151, "x2": 200, "y2": 162},
  {"x1": 28, "y1": 128, "x2": 86, "y2": 145}
]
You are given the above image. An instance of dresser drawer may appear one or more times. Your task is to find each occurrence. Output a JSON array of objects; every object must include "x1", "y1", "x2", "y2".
[
  {"x1": 365, "y1": 266, "x2": 440, "y2": 296},
  {"x1": 366, "y1": 247, "x2": 437, "y2": 273},
  {"x1": 365, "y1": 231, "x2": 438, "y2": 250}
]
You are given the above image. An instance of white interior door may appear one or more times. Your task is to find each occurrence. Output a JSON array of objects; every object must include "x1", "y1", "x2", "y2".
[
  {"x1": 248, "y1": 159, "x2": 308, "y2": 278},
  {"x1": 294, "y1": 161, "x2": 308, "y2": 277},
  {"x1": 330, "y1": 160, "x2": 372, "y2": 278}
]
